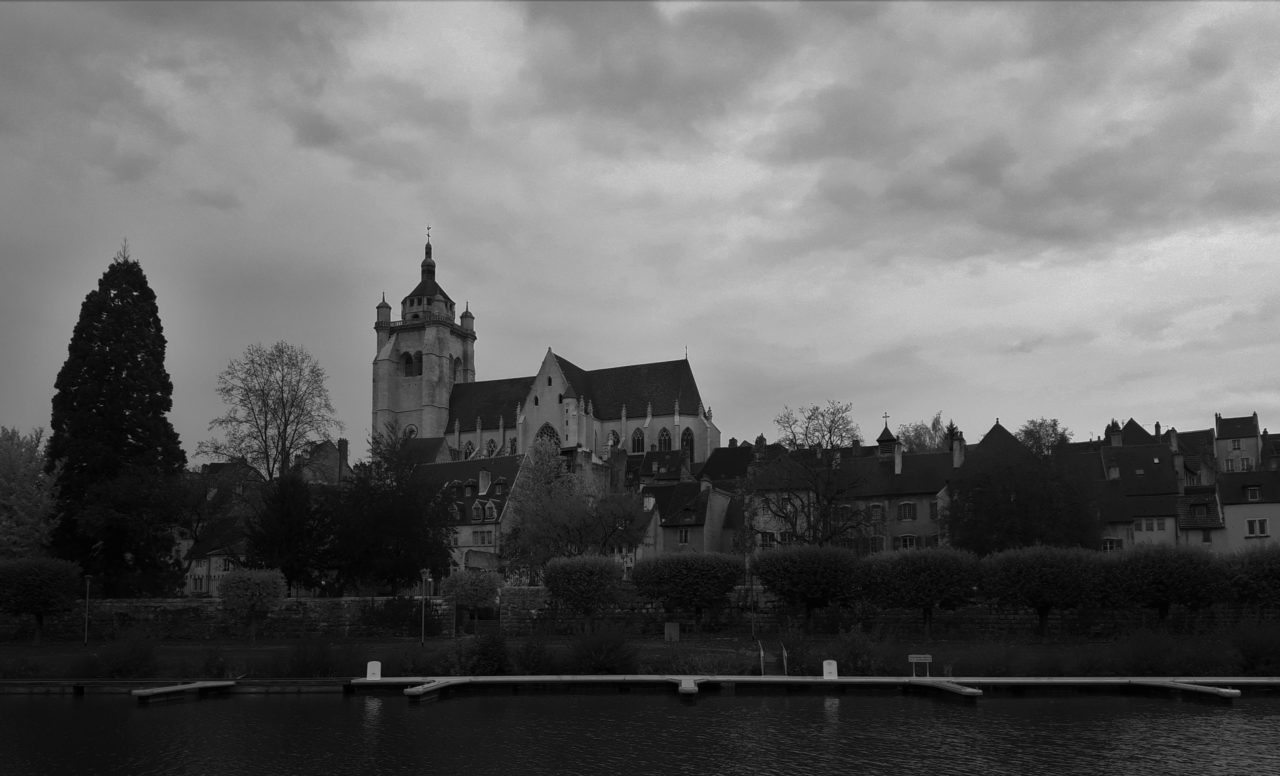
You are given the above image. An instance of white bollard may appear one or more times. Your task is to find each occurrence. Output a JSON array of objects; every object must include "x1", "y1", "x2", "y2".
[
  {"x1": 822, "y1": 660, "x2": 838, "y2": 679},
  {"x1": 366, "y1": 661, "x2": 382, "y2": 680}
]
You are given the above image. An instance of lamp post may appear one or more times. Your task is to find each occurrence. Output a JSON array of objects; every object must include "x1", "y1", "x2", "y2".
[
  {"x1": 83, "y1": 575, "x2": 91, "y2": 647},
  {"x1": 419, "y1": 568, "x2": 429, "y2": 646}
]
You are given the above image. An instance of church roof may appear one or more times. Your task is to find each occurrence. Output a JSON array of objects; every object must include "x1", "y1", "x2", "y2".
[
  {"x1": 447, "y1": 376, "x2": 535, "y2": 432},
  {"x1": 555, "y1": 357, "x2": 704, "y2": 421},
  {"x1": 404, "y1": 276, "x2": 454, "y2": 305}
]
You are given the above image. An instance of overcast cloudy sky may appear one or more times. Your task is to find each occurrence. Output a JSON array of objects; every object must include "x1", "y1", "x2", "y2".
[{"x1": 3, "y1": 1, "x2": 1279, "y2": 463}]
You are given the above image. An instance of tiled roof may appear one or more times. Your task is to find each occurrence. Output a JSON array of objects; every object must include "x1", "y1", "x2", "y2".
[
  {"x1": 1099, "y1": 444, "x2": 1180, "y2": 496},
  {"x1": 639, "y1": 450, "x2": 689, "y2": 481},
  {"x1": 186, "y1": 516, "x2": 246, "y2": 560},
  {"x1": 1177, "y1": 491, "x2": 1222, "y2": 529},
  {"x1": 1217, "y1": 413, "x2": 1259, "y2": 440},
  {"x1": 1172, "y1": 428, "x2": 1215, "y2": 455},
  {"x1": 447, "y1": 376, "x2": 535, "y2": 432},
  {"x1": 411, "y1": 454, "x2": 524, "y2": 527},
  {"x1": 402, "y1": 437, "x2": 451, "y2": 466},
  {"x1": 644, "y1": 482, "x2": 704, "y2": 526},
  {"x1": 557, "y1": 357, "x2": 704, "y2": 421},
  {"x1": 696, "y1": 446, "x2": 755, "y2": 483},
  {"x1": 1217, "y1": 471, "x2": 1280, "y2": 505}
]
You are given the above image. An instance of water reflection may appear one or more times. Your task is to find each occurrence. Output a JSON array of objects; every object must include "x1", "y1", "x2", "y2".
[{"x1": 2, "y1": 693, "x2": 1279, "y2": 776}]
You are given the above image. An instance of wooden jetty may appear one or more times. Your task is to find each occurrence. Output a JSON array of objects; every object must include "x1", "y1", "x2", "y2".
[{"x1": 131, "y1": 680, "x2": 236, "y2": 704}]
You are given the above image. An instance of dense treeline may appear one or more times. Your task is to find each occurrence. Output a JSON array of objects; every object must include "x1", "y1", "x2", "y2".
[{"x1": 539, "y1": 545, "x2": 1280, "y2": 635}]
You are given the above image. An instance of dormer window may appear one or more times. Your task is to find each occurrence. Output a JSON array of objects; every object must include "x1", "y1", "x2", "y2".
[
  {"x1": 1248, "y1": 487, "x2": 1261, "y2": 502},
  {"x1": 472, "y1": 503, "x2": 483, "y2": 521}
]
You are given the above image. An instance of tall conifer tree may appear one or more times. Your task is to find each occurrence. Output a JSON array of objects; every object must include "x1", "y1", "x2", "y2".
[{"x1": 46, "y1": 243, "x2": 187, "y2": 596}]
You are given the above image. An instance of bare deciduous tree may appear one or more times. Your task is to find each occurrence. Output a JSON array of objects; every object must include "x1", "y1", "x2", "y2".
[
  {"x1": 774, "y1": 401, "x2": 862, "y2": 450},
  {"x1": 199, "y1": 341, "x2": 341, "y2": 480}
]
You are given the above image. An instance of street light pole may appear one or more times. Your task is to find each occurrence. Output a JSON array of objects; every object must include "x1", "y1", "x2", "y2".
[
  {"x1": 83, "y1": 575, "x2": 91, "y2": 647},
  {"x1": 419, "y1": 568, "x2": 429, "y2": 646}
]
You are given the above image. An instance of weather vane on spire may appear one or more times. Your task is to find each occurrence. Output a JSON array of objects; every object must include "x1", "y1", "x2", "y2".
[{"x1": 426, "y1": 225, "x2": 432, "y2": 244}]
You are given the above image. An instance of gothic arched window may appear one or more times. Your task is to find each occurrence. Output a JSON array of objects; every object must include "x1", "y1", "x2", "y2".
[
  {"x1": 464, "y1": 441, "x2": 475, "y2": 459},
  {"x1": 681, "y1": 427, "x2": 695, "y2": 463},
  {"x1": 401, "y1": 353, "x2": 414, "y2": 376},
  {"x1": 485, "y1": 439, "x2": 497, "y2": 457},
  {"x1": 536, "y1": 423, "x2": 561, "y2": 448},
  {"x1": 631, "y1": 428, "x2": 645, "y2": 454},
  {"x1": 658, "y1": 428, "x2": 672, "y2": 452},
  {"x1": 608, "y1": 431, "x2": 620, "y2": 449}
]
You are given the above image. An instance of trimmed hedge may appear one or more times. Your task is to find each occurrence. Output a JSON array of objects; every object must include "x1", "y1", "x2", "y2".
[
  {"x1": 544, "y1": 556, "x2": 622, "y2": 622},
  {"x1": 632, "y1": 553, "x2": 743, "y2": 624},
  {"x1": 219, "y1": 568, "x2": 285, "y2": 643},
  {"x1": 753, "y1": 546, "x2": 857, "y2": 626}
]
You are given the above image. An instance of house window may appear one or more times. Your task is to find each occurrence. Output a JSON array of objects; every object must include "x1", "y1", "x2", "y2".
[
  {"x1": 1232, "y1": 439, "x2": 1242, "y2": 450},
  {"x1": 895, "y1": 534, "x2": 918, "y2": 550},
  {"x1": 1247, "y1": 519, "x2": 1269, "y2": 537},
  {"x1": 1187, "y1": 472, "x2": 1201, "y2": 486},
  {"x1": 1248, "y1": 487, "x2": 1261, "y2": 502},
  {"x1": 759, "y1": 532, "x2": 775, "y2": 549},
  {"x1": 472, "y1": 503, "x2": 483, "y2": 521},
  {"x1": 1145, "y1": 518, "x2": 1155, "y2": 532},
  {"x1": 1226, "y1": 459, "x2": 1236, "y2": 472},
  {"x1": 897, "y1": 503, "x2": 917, "y2": 521},
  {"x1": 547, "y1": 376, "x2": 552, "y2": 386},
  {"x1": 450, "y1": 532, "x2": 459, "y2": 547},
  {"x1": 1102, "y1": 538, "x2": 1123, "y2": 552},
  {"x1": 1156, "y1": 518, "x2": 1165, "y2": 531},
  {"x1": 1192, "y1": 504, "x2": 1208, "y2": 519},
  {"x1": 1107, "y1": 466, "x2": 1120, "y2": 480},
  {"x1": 1135, "y1": 469, "x2": 1145, "y2": 476},
  {"x1": 658, "y1": 428, "x2": 672, "y2": 452},
  {"x1": 870, "y1": 504, "x2": 884, "y2": 522},
  {"x1": 1134, "y1": 520, "x2": 1143, "y2": 532},
  {"x1": 677, "y1": 528, "x2": 690, "y2": 545},
  {"x1": 779, "y1": 531, "x2": 795, "y2": 545},
  {"x1": 470, "y1": 530, "x2": 493, "y2": 546},
  {"x1": 929, "y1": 501, "x2": 939, "y2": 521},
  {"x1": 1242, "y1": 458, "x2": 1253, "y2": 471},
  {"x1": 870, "y1": 535, "x2": 886, "y2": 553},
  {"x1": 631, "y1": 428, "x2": 645, "y2": 454},
  {"x1": 1201, "y1": 530, "x2": 1212, "y2": 543}
]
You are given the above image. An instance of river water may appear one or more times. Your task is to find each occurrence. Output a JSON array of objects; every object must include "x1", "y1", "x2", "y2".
[{"x1": 3, "y1": 691, "x2": 1278, "y2": 775}]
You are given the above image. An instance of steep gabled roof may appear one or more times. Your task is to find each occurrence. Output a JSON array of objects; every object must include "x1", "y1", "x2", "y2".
[
  {"x1": 1099, "y1": 444, "x2": 1180, "y2": 496},
  {"x1": 559, "y1": 357, "x2": 704, "y2": 420},
  {"x1": 1120, "y1": 418, "x2": 1155, "y2": 446},
  {"x1": 844, "y1": 452, "x2": 951, "y2": 499},
  {"x1": 1178, "y1": 489, "x2": 1223, "y2": 529},
  {"x1": 447, "y1": 376, "x2": 535, "y2": 432}
]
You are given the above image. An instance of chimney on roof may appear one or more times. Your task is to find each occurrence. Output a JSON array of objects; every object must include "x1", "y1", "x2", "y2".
[
  {"x1": 479, "y1": 469, "x2": 491, "y2": 495},
  {"x1": 1110, "y1": 421, "x2": 1122, "y2": 447},
  {"x1": 951, "y1": 431, "x2": 966, "y2": 469},
  {"x1": 1154, "y1": 421, "x2": 1161, "y2": 437},
  {"x1": 1168, "y1": 427, "x2": 1179, "y2": 453}
]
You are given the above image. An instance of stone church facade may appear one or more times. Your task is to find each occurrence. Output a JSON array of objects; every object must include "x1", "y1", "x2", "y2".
[{"x1": 373, "y1": 239, "x2": 720, "y2": 464}]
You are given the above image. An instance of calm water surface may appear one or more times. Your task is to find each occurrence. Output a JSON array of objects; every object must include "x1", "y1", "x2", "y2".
[{"x1": 3, "y1": 692, "x2": 1279, "y2": 775}]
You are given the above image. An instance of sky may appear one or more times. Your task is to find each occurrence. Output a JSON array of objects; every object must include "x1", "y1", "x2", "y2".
[{"x1": 3, "y1": 1, "x2": 1280, "y2": 465}]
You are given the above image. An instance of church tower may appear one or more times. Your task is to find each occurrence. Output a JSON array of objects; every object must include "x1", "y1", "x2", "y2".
[{"x1": 372, "y1": 236, "x2": 476, "y2": 439}]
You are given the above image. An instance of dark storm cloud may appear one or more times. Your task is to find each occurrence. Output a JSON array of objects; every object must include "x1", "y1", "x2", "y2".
[{"x1": 521, "y1": 1, "x2": 793, "y2": 144}]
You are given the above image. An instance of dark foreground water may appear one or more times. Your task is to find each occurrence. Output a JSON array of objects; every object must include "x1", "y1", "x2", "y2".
[{"x1": 3, "y1": 691, "x2": 1279, "y2": 775}]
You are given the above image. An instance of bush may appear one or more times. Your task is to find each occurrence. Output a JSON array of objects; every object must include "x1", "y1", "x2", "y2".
[
  {"x1": 358, "y1": 596, "x2": 429, "y2": 637},
  {"x1": 1226, "y1": 545, "x2": 1280, "y2": 612},
  {"x1": 71, "y1": 633, "x2": 159, "y2": 678},
  {"x1": 442, "y1": 571, "x2": 501, "y2": 632},
  {"x1": 0, "y1": 558, "x2": 82, "y2": 643},
  {"x1": 569, "y1": 629, "x2": 637, "y2": 674},
  {"x1": 1231, "y1": 623, "x2": 1280, "y2": 675},
  {"x1": 544, "y1": 556, "x2": 622, "y2": 624},
  {"x1": 512, "y1": 636, "x2": 563, "y2": 675},
  {"x1": 219, "y1": 568, "x2": 285, "y2": 643},
  {"x1": 632, "y1": 553, "x2": 743, "y2": 627},
  {"x1": 461, "y1": 633, "x2": 511, "y2": 676},
  {"x1": 753, "y1": 546, "x2": 858, "y2": 630}
]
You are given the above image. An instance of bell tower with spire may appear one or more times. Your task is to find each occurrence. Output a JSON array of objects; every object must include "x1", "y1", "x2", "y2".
[{"x1": 372, "y1": 231, "x2": 477, "y2": 439}]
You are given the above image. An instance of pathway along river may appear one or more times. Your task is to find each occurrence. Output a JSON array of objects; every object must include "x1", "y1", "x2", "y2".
[{"x1": 4, "y1": 692, "x2": 1279, "y2": 775}]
